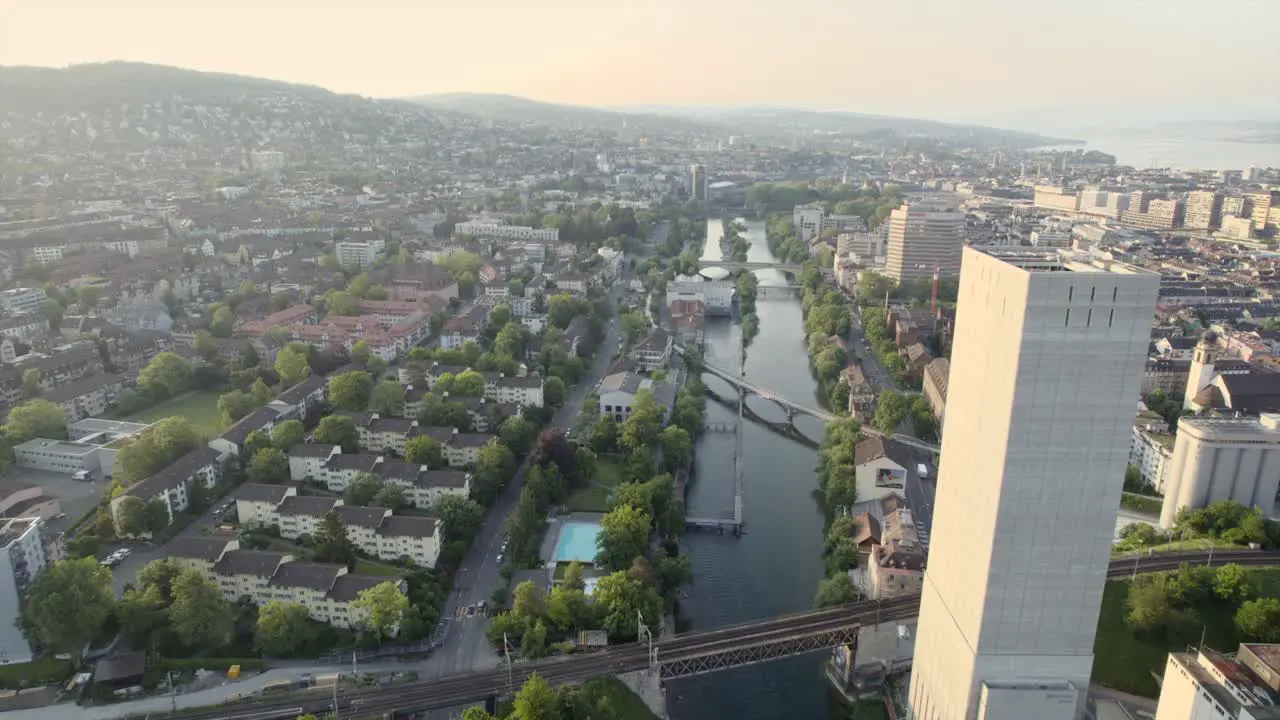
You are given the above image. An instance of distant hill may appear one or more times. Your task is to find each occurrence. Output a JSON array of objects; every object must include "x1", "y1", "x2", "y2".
[{"x1": 402, "y1": 92, "x2": 715, "y2": 132}]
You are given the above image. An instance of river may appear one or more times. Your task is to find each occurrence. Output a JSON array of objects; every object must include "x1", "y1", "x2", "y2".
[{"x1": 666, "y1": 220, "x2": 839, "y2": 720}]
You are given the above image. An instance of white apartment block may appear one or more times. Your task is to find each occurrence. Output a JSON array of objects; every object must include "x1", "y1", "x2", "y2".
[
  {"x1": 250, "y1": 150, "x2": 286, "y2": 173},
  {"x1": 0, "y1": 287, "x2": 47, "y2": 315},
  {"x1": 1129, "y1": 421, "x2": 1174, "y2": 494},
  {"x1": 885, "y1": 200, "x2": 965, "y2": 282},
  {"x1": 1159, "y1": 414, "x2": 1280, "y2": 528},
  {"x1": 232, "y1": 484, "x2": 442, "y2": 568},
  {"x1": 110, "y1": 447, "x2": 226, "y2": 536},
  {"x1": 0, "y1": 517, "x2": 53, "y2": 664},
  {"x1": 1154, "y1": 645, "x2": 1280, "y2": 720},
  {"x1": 168, "y1": 538, "x2": 406, "y2": 632},
  {"x1": 29, "y1": 245, "x2": 65, "y2": 265},
  {"x1": 285, "y1": 446, "x2": 472, "y2": 508},
  {"x1": 666, "y1": 275, "x2": 734, "y2": 316},
  {"x1": 454, "y1": 221, "x2": 558, "y2": 244},
  {"x1": 909, "y1": 247, "x2": 1158, "y2": 720},
  {"x1": 484, "y1": 374, "x2": 544, "y2": 408},
  {"x1": 793, "y1": 203, "x2": 825, "y2": 245},
  {"x1": 336, "y1": 238, "x2": 385, "y2": 269},
  {"x1": 1033, "y1": 186, "x2": 1081, "y2": 213}
]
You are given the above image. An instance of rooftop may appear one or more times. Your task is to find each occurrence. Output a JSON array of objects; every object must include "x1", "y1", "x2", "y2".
[{"x1": 973, "y1": 247, "x2": 1157, "y2": 276}]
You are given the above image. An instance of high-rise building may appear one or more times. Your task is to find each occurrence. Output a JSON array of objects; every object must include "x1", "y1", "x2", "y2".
[
  {"x1": 1247, "y1": 190, "x2": 1279, "y2": 230},
  {"x1": 689, "y1": 164, "x2": 708, "y2": 201},
  {"x1": 884, "y1": 200, "x2": 964, "y2": 282},
  {"x1": 1182, "y1": 190, "x2": 1222, "y2": 230},
  {"x1": 909, "y1": 247, "x2": 1159, "y2": 720},
  {"x1": 793, "y1": 203, "x2": 825, "y2": 246},
  {"x1": 1, "y1": 517, "x2": 55, "y2": 664}
]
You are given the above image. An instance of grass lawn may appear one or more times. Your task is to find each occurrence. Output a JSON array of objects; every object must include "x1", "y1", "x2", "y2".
[
  {"x1": 574, "y1": 677, "x2": 659, "y2": 719},
  {"x1": 1091, "y1": 568, "x2": 1280, "y2": 697},
  {"x1": 1120, "y1": 492, "x2": 1163, "y2": 515},
  {"x1": 354, "y1": 559, "x2": 406, "y2": 577},
  {"x1": 121, "y1": 390, "x2": 224, "y2": 438},
  {"x1": 0, "y1": 657, "x2": 73, "y2": 689},
  {"x1": 566, "y1": 458, "x2": 625, "y2": 513},
  {"x1": 1113, "y1": 536, "x2": 1247, "y2": 557}
]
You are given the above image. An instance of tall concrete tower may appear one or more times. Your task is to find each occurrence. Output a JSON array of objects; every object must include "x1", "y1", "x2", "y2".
[
  {"x1": 885, "y1": 199, "x2": 964, "y2": 282},
  {"x1": 909, "y1": 248, "x2": 1159, "y2": 720}
]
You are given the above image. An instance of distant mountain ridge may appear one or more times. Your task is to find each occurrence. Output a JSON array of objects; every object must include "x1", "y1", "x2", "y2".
[{"x1": 402, "y1": 92, "x2": 712, "y2": 131}]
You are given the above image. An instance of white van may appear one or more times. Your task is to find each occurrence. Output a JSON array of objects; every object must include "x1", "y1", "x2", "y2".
[{"x1": 916, "y1": 463, "x2": 929, "y2": 479}]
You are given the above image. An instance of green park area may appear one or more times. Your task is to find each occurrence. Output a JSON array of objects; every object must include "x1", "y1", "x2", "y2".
[
  {"x1": 1092, "y1": 567, "x2": 1280, "y2": 697},
  {"x1": 565, "y1": 457, "x2": 625, "y2": 513},
  {"x1": 121, "y1": 390, "x2": 223, "y2": 438}
]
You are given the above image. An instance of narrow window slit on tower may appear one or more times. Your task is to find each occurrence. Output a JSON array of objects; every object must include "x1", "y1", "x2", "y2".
[
  {"x1": 1108, "y1": 308, "x2": 1114, "y2": 327},
  {"x1": 1065, "y1": 309, "x2": 1070, "y2": 326},
  {"x1": 1090, "y1": 287, "x2": 1096, "y2": 302},
  {"x1": 1087, "y1": 308, "x2": 1093, "y2": 326}
]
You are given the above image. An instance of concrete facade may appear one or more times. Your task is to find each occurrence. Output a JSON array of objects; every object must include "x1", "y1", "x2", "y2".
[
  {"x1": 1158, "y1": 414, "x2": 1280, "y2": 528},
  {"x1": 909, "y1": 247, "x2": 1159, "y2": 720},
  {"x1": 885, "y1": 199, "x2": 965, "y2": 282}
]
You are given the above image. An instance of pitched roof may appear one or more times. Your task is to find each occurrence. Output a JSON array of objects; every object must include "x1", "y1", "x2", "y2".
[
  {"x1": 327, "y1": 573, "x2": 398, "y2": 602},
  {"x1": 268, "y1": 561, "x2": 344, "y2": 591},
  {"x1": 416, "y1": 469, "x2": 470, "y2": 489},
  {"x1": 125, "y1": 447, "x2": 224, "y2": 499},
  {"x1": 278, "y1": 495, "x2": 341, "y2": 518},
  {"x1": 168, "y1": 537, "x2": 234, "y2": 563},
  {"x1": 336, "y1": 505, "x2": 390, "y2": 528},
  {"x1": 853, "y1": 436, "x2": 914, "y2": 469},
  {"x1": 377, "y1": 515, "x2": 439, "y2": 538},
  {"x1": 233, "y1": 483, "x2": 295, "y2": 505},
  {"x1": 219, "y1": 406, "x2": 282, "y2": 446},
  {"x1": 213, "y1": 550, "x2": 291, "y2": 578},
  {"x1": 277, "y1": 375, "x2": 327, "y2": 405},
  {"x1": 377, "y1": 459, "x2": 426, "y2": 484},
  {"x1": 289, "y1": 443, "x2": 339, "y2": 459},
  {"x1": 327, "y1": 453, "x2": 382, "y2": 472}
]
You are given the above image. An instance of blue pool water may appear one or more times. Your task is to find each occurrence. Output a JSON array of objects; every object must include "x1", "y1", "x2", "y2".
[{"x1": 552, "y1": 521, "x2": 602, "y2": 563}]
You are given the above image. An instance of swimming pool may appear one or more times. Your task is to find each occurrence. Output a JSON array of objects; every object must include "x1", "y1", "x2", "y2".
[{"x1": 552, "y1": 521, "x2": 603, "y2": 564}]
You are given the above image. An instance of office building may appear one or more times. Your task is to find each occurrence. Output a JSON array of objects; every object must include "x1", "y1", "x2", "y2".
[
  {"x1": 335, "y1": 237, "x2": 386, "y2": 269},
  {"x1": 690, "y1": 164, "x2": 708, "y2": 201},
  {"x1": 1154, "y1": 644, "x2": 1280, "y2": 720},
  {"x1": 1158, "y1": 414, "x2": 1280, "y2": 528},
  {"x1": 250, "y1": 150, "x2": 285, "y2": 173},
  {"x1": 1183, "y1": 191, "x2": 1223, "y2": 230},
  {"x1": 0, "y1": 517, "x2": 54, "y2": 664},
  {"x1": 1120, "y1": 198, "x2": 1183, "y2": 230},
  {"x1": 909, "y1": 248, "x2": 1159, "y2": 720},
  {"x1": 0, "y1": 287, "x2": 47, "y2": 316},
  {"x1": 794, "y1": 203, "x2": 825, "y2": 246},
  {"x1": 1033, "y1": 186, "x2": 1080, "y2": 212},
  {"x1": 884, "y1": 200, "x2": 964, "y2": 282},
  {"x1": 452, "y1": 221, "x2": 559, "y2": 244}
]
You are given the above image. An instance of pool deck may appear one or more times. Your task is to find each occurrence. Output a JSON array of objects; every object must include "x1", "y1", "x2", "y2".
[{"x1": 540, "y1": 511, "x2": 606, "y2": 566}]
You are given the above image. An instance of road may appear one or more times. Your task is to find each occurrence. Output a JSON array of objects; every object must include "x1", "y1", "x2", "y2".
[
  {"x1": 418, "y1": 245, "x2": 633, "y2": 684},
  {"x1": 65, "y1": 548, "x2": 1275, "y2": 720}
]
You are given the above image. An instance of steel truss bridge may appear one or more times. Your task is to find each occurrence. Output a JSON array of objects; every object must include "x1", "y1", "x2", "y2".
[
  {"x1": 675, "y1": 345, "x2": 941, "y2": 454},
  {"x1": 163, "y1": 550, "x2": 1278, "y2": 720}
]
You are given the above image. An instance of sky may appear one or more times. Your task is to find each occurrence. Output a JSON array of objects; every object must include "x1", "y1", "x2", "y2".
[{"x1": 4, "y1": 0, "x2": 1279, "y2": 130}]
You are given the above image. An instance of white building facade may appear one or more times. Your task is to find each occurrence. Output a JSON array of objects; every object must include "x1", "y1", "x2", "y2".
[{"x1": 909, "y1": 248, "x2": 1159, "y2": 720}]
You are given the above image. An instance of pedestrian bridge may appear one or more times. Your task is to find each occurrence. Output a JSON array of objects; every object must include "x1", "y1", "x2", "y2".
[{"x1": 675, "y1": 345, "x2": 941, "y2": 455}]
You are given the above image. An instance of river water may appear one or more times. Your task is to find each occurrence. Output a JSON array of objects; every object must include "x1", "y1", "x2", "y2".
[{"x1": 666, "y1": 220, "x2": 839, "y2": 720}]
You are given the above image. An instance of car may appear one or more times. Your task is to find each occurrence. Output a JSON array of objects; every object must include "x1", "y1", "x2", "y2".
[
  {"x1": 115, "y1": 548, "x2": 132, "y2": 559},
  {"x1": 496, "y1": 553, "x2": 505, "y2": 563}
]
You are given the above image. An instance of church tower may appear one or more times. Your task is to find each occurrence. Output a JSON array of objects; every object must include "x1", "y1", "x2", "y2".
[{"x1": 1183, "y1": 330, "x2": 1218, "y2": 411}]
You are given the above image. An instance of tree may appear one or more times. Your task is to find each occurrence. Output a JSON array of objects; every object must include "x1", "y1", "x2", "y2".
[
  {"x1": 20, "y1": 368, "x2": 41, "y2": 399},
  {"x1": 325, "y1": 290, "x2": 360, "y2": 316},
  {"x1": 472, "y1": 440, "x2": 516, "y2": 506},
  {"x1": 815, "y1": 574, "x2": 858, "y2": 608},
  {"x1": 499, "y1": 416, "x2": 536, "y2": 457},
  {"x1": 351, "y1": 340, "x2": 372, "y2": 366},
  {"x1": 39, "y1": 299, "x2": 63, "y2": 332},
  {"x1": 313, "y1": 415, "x2": 359, "y2": 453},
  {"x1": 169, "y1": 569, "x2": 233, "y2": 650},
  {"x1": 510, "y1": 579, "x2": 545, "y2": 622},
  {"x1": 370, "y1": 378, "x2": 406, "y2": 416},
  {"x1": 619, "y1": 390, "x2": 663, "y2": 452},
  {"x1": 658, "y1": 425, "x2": 692, "y2": 470},
  {"x1": 592, "y1": 571, "x2": 663, "y2": 640},
  {"x1": 512, "y1": 673, "x2": 559, "y2": 720},
  {"x1": 590, "y1": 415, "x2": 619, "y2": 453},
  {"x1": 329, "y1": 371, "x2": 374, "y2": 411},
  {"x1": 255, "y1": 601, "x2": 318, "y2": 657},
  {"x1": 313, "y1": 510, "x2": 357, "y2": 567},
  {"x1": 1214, "y1": 563, "x2": 1254, "y2": 603},
  {"x1": 1126, "y1": 579, "x2": 1181, "y2": 634},
  {"x1": 1236, "y1": 598, "x2": 1280, "y2": 643},
  {"x1": 248, "y1": 448, "x2": 290, "y2": 484},
  {"x1": 372, "y1": 483, "x2": 408, "y2": 511},
  {"x1": 495, "y1": 323, "x2": 530, "y2": 358},
  {"x1": 139, "y1": 352, "x2": 193, "y2": 399},
  {"x1": 3, "y1": 398, "x2": 67, "y2": 442},
  {"x1": 452, "y1": 370, "x2": 486, "y2": 397},
  {"x1": 433, "y1": 495, "x2": 485, "y2": 544},
  {"x1": 596, "y1": 503, "x2": 652, "y2": 572},
  {"x1": 271, "y1": 419, "x2": 306, "y2": 451},
  {"x1": 544, "y1": 376, "x2": 566, "y2": 407},
  {"x1": 404, "y1": 436, "x2": 445, "y2": 468},
  {"x1": 250, "y1": 377, "x2": 273, "y2": 406},
  {"x1": 218, "y1": 390, "x2": 257, "y2": 427},
  {"x1": 354, "y1": 581, "x2": 410, "y2": 642},
  {"x1": 21, "y1": 558, "x2": 115, "y2": 662},
  {"x1": 872, "y1": 390, "x2": 907, "y2": 434},
  {"x1": 114, "y1": 417, "x2": 199, "y2": 485},
  {"x1": 521, "y1": 619, "x2": 549, "y2": 659},
  {"x1": 275, "y1": 346, "x2": 312, "y2": 387},
  {"x1": 115, "y1": 496, "x2": 149, "y2": 536},
  {"x1": 547, "y1": 294, "x2": 582, "y2": 329},
  {"x1": 345, "y1": 472, "x2": 384, "y2": 506}
]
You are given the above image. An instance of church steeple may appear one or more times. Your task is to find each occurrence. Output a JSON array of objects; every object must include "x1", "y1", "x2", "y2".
[{"x1": 1184, "y1": 330, "x2": 1218, "y2": 411}]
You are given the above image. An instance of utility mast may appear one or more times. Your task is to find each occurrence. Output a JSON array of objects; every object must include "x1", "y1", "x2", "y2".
[{"x1": 930, "y1": 267, "x2": 940, "y2": 316}]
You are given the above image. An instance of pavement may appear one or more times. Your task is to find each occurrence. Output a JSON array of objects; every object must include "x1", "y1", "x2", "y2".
[{"x1": 418, "y1": 264, "x2": 629, "y2": 683}]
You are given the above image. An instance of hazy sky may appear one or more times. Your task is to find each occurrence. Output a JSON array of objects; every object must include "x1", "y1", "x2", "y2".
[{"x1": 4, "y1": 0, "x2": 1279, "y2": 127}]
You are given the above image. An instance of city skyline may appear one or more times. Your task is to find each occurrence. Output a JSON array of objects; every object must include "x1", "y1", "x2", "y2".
[{"x1": 4, "y1": 0, "x2": 1280, "y2": 129}]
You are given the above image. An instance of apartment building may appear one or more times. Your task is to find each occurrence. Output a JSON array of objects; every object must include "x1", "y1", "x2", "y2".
[
  {"x1": 1184, "y1": 191, "x2": 1223, "y2": 230},
  {"x1": 43, "y1": 373, "x2": 129, "y2": 424},
  {"x1": 630, "y1": 328, "x2": 673, "y2": 372},
  {"x1": 922, "y1": 358, "x2": 949, "y2": 428},
  {"x1": 0, "y1": 315, "x2": 48, "y2": 342},
  {"x1": 483, "y1": 373, "x2": 545, "y2": 408},
  {"x1": 453, "y1": 221, "x2": 558, "y2": 244},
  {"x1": 110, "y1": 447, "x2": 227, "y2": 535},
  {"x1": 1033, "y1": 186, "x2": 1080, "y2": 212},
  {"x1": 0, "y1": 517, "x2": 55, "y2": 664},
  {"x1": 1129, "y1": 414, "x2": 1174, "y2": 493},
  {"x1": 866, "y1": 508, "x2": 926, "y2": 600},
  {"x1": 336, "y1": 237, "x2": 386, "y2": 269},
  {"x1": 689, "y1": 164, "x2": 708, "y2": 201},
  {"x1": 1247, "y1": 190, "x2": 1279, "y2": 231},
  {"x1": 447, "y1": 433, "x2": 495, "y2": 467},
  {"x1": 232, "y1": 484, "x2": 442, "y2": 568},
  {"x1": 286, "y1": 446, "x2": 472, "y2": 504},
  {"x1": 250, "y1": 150, "x2": 285, "y2": 173},
  {"x1": 167, "y1": 539, "x2": 407, "y2": 632},
  {"x1": 793, "y1": 203, "x2": 825, "y2": 246},
  {"x1": 1154, "y1": 645, "x2": 1280, "y2": 720},
  {"x1": 1159, "y1": 414, "x2": 1280, "y2": 528},
  {"x1": 884, "y1": 200, "x2": 964, "y2": 282}
]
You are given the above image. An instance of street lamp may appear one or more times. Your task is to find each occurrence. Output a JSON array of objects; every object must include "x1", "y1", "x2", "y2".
[{"x1": 637, "y1": 611, "x2": 657, "y2": 670}]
